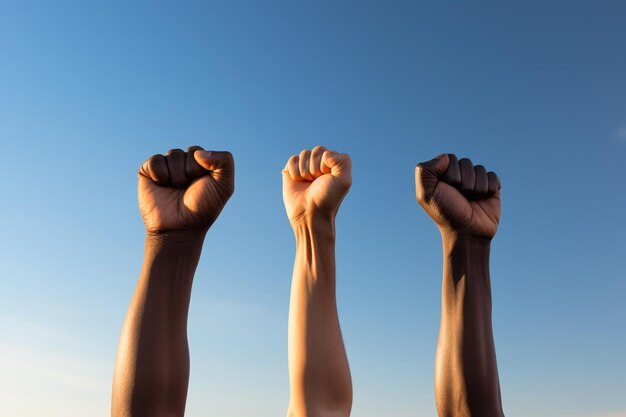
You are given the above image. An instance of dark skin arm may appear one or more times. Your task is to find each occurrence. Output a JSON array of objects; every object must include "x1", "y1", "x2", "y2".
[
  {"x1": 415, "y1": 154, "x2": 504, "y2": 417},
  {"x1": 111, "y1": 146, "x2": 234, "y2": 417}
]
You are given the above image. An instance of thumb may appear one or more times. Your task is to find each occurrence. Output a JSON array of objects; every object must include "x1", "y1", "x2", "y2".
[
  {"x1": 321, "y1": 151, "x2": 352, "y2": 186},
  {"x1": 415, "y1": 153, "x2": 449, "y2": 203},
  {"x1": 194, "y1": 150, "x2": 235, "y2": 182},
  {"x1": 418, "y1": 153, "x2": 449, "y2": 177}
]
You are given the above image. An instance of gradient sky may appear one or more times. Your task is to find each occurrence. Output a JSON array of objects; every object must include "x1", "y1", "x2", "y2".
[{"x1": 1, "y1": 1, "x2": 625, "y2": 416}]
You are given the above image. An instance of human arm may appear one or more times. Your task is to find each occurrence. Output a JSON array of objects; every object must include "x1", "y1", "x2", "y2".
[
  {"x1": 283, "y1": 146, "x2": 353, "y2": 417},
  {"x1": 111, "y1": 146, "x2": 234, "y2": 417},
  {"x1": 415, "y1": 154, "x2": 504, "y2": 417}
]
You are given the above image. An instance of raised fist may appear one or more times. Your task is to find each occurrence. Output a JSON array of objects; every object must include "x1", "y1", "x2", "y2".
[
  {"x1": 415, "y1": 153, "x2": 501, "y2": 239},
  {"x1": 138, "y1": 146, "x2": 235, "y2": 234},
  {"x1": 282, "y1": 146, "x2": 352, "y2": 226}
]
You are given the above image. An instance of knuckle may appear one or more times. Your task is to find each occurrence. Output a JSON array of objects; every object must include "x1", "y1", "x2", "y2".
[
  {"x1": 166, "y1": 148, "x2": 184, "y2": 156},
  {"x1": 148, "y1": 154, "x2": 164, "y2": 168},
  {"x1": 310, "y1": 162, "x2": 322, "y2": 173},
  {"x1": 221, "y1": 151, "x2": 235, "y2": 165},
  {"x1": 138, "y1": 162, "x2": 149, "y2": 176}
]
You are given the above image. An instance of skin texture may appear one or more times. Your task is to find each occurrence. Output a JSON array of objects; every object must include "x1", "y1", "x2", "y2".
[
  {"x1": 415, "y1": 153, "x2": 505, "y2": 417},
  {"x1": 282, "y1": 146, "x2": 353, "y2": 417},
  {"x1": 111, "y1": 146, "x2": 234, "y2": 417}
]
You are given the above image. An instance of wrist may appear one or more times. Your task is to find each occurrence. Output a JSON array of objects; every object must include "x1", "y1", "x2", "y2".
[
  {"x1": 440, "y1": 228, "x2": 491, "y2": 273},
  {"x1": 441, "y1": 232, "x2": 491, "y2": 291},
  {"x1": 291, "y1": 212, "x2": 337, "y2": 286},
  {"x1": 142, "y1": 230, "x2": 205, "y2": 282},
  {"x1": 145, "y1": 229, "x2": 206, "y2": 253},
  {"x1": 291, "y1": 212, "x2": 336, "y2": 243},
  {"x1": 440, "y1": 229, "x2": 492, "y2": 252},
  {"x1": 139, "y1": 230, "x2": 204, "y2": 302}
]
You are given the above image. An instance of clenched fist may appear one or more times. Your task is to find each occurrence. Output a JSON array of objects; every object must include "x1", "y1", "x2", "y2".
[
  {"x1": 282, "y1": 146, "x2": 352, "y2": 226},
  {"x1": 138, "y1": 146, "x2": 235, "y2": 234},
  {"x1": 415, "y1": 153, "x2": 501, "y2": 239}
]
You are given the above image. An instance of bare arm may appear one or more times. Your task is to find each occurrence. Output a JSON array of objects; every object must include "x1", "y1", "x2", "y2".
[
  {"x1": 112, "y1": 233, "x2": 202, "y2": 417},
  {"x1": 283, "y1": 146, "x2": 353, "y2": 417},
  {"x1": 416, "y1": 154, "x2": 504, "y2": 417},
  {"x1": 112, "y1": 147, "x2": 234, "y2": 417}
]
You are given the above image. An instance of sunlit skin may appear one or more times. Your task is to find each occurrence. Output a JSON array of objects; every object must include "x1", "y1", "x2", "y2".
[
  {"x1": 283, "y1": 146, "x2": 353, "y2": 417},
  {"x1": 416, "y1": 153, "x2": 504, "y2": 417},
  {"x1": 111, "y1": 146, "x2": 234, "y2": 417}
]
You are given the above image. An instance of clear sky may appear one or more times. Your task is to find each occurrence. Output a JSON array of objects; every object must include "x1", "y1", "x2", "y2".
[{"x1": 1, "y1": 1, "x2": 625, "y2": 416}]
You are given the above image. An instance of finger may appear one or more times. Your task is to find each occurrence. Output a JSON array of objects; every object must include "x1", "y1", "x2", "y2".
[
  {"x1": 186, "y1": 146, "x2": 206, "y2": 182},
  {"x1": 321, "y1": 153, "x2": 332, "y2": 175},
  {"x1": 487, "y1": 171, "x2": 501, "y2": 195},
  {"x1": 140, "y1": 154, "x2": 170, "y2": 186},
  {"x1": 298, "y1": 149, "x2": 314, "y2": 181},
  {"x1": 417, "y1": 153, "x2": 449, "y2": 178},
  {"x1": 441, "y1": 154, "x2": 461, "y2": 186},
  {"x1": 284, "y1": 154, "x2": 301, "y2": 181},
  {"x1": 321, "y1": 151, "x2": 352, "y2": 186},
  {"x1": 194, "y1": 150, "x2": 234, "y2": 183},
  {"x1": 459, "y1": 158, "x2": 475, "y2": 197},
  {"x1": 309, "y1": 145, "x2": 327, "y2": 178},
  {"x1": 165, "y1": 149, "x2": 187, "y2": 188},
  {"x1": 473, "y1": 165, "x2": 489, "y2": 199}
]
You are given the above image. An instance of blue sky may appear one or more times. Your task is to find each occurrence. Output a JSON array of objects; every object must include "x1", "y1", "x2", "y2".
[{"x1": 1, "y1": 1, "x2": 625, "y2": 416}]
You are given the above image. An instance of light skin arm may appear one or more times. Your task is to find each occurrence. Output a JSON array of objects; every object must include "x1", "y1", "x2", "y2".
[
  {"x1": 111, "y1": 146, "x2": 235, "y2": 417},
  {"x1": 283, "y1": 146, "x2": 353, "y2": 417},
  {"x1": 415, "y1": 153, "x2": 504, "y2": 417}
]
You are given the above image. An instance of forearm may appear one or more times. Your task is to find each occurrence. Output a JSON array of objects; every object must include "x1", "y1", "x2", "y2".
[
  {"x1": 287, "y1": 216, "x2": 352, "y2": 417},
  {"x1": 434, "y1": 234, "x2": 504, "y2": 417},
  {"x1": 112, "y1": 232, "x2": 205, "y2": 417}
]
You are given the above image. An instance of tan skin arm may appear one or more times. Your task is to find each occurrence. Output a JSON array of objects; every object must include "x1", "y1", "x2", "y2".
[
  {"x1": 416, "y1": 154, "x2": 504, "y2": 417},
  {"x1": 283, "y1": 146, "x2": 353, "y2": 417},
  {"x1": 111, "y1": 146, "x2": 234, "y2": 417}
]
